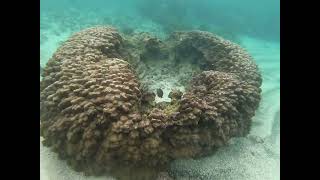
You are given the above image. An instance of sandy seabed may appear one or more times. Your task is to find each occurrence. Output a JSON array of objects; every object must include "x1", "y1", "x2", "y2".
[{"x1": 40, "y1": 28, "x2": 280, "y2": 180}]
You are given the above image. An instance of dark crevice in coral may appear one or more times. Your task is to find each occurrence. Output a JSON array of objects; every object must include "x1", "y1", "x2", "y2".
[{"x1": 173, "y1": 42, "x2": 206, "y2": 70}]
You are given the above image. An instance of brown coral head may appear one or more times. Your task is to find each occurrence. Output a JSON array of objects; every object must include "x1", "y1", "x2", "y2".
[{"x1": 40, "y1": 26, "x2": 262, "y2": 179}]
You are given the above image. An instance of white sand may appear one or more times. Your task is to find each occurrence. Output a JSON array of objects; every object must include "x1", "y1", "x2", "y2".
[{"x1": 40, "y1": 31, "x2": 280, "y2": 179}]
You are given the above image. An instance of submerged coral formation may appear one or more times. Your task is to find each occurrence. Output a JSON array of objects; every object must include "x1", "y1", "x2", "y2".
[{"x1": 40, "y1": 26, "x2": 262, "y2": 180}]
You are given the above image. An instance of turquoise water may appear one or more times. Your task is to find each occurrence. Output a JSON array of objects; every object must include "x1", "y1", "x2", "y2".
[
  {"x1": 40, "y1": 0, "x2": 280, "y2": 180},
  {"x1": 40, "y1": 0, "x2": 279, "y2": 44}
]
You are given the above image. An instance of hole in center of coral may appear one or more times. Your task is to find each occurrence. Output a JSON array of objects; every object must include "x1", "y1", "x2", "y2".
[{"x1": 125, "y1": 35, "x2": 206, "y2": 103}]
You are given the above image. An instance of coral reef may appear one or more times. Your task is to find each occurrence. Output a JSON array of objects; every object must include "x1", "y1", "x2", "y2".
[{"x1": 40, "y1": 26, "x2": 262, "y2": 180}]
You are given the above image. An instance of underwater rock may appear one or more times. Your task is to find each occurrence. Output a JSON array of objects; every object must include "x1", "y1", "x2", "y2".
[
  {"x1": 40, "y1": 26, "x2": 262, "y2": 180},
  {"x1": 157, "y1": 88, "x2": 163, "y2": 98},
  {"x1": 139, "y1": 35, "x2": 169, "y2": 61}
]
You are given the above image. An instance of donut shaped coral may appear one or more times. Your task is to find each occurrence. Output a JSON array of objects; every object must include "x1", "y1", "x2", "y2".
[{"x1": 40, "y1": 26, "x2": 262, "y2": 179}]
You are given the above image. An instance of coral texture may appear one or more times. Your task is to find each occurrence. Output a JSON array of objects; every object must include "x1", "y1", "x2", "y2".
[{"x1": 40, "y1": 26, "x2": 262, "y2": 179}]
